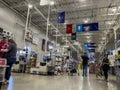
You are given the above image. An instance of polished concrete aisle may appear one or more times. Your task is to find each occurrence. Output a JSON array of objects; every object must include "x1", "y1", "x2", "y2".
[{"x1": 1, "y1": 73, "x2": 120, "y2": 90}]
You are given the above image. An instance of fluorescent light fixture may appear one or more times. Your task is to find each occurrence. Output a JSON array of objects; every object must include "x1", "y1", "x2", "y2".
[
  {"x1": 64, "y1": 22, "x2": 66, "y2": 25},
  {"x1": 50, "y1": 1, "x2": 55, "y2": 5},
  {"x1": 102, "y1": 37, "x2": 106, "y2": 40},
  {"x1": 80, "y1": 0, "x2": 86, "y2": 2},
  {"x1": 87, "y1": 39, "x2": 91, "y2": 42},
  {"x1": 28, "y1": 4, "x2": 33, "y2": 8},
  {"x1": 106, "y1": 21, "x2": 115, "y2": 25},
  {"x1": 64, "y1": 45, "x2": 69, "y2": 48},
  {"x1": 111, "y1": 8, "x2": 117, "y2": 12},
  {"x1": 84, "y1": 18, "x2": 90, "y2": 23},
  {"x1": 84, "y1": 20, "x2": 89, "y2": 23},
  {"x1": 86, "y1": 36, "x2": 91, "y2": 39},
  {"x1": 74, "y1": 42, "x2": 79, "y2": 45},
  {"x1": 48, "y1": 23, "x2": 51, "y2": 26}
]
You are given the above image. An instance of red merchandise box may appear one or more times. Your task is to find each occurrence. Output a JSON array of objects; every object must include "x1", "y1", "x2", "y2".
[{"x1": 0, "y1": 58, "x2": 6, "y2": 66}]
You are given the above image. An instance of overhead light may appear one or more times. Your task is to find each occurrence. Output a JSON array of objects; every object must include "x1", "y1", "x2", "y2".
[
  {"x1": 50, "y1": 1, "x2": 55, "y2": 5},
  {"x1": 84, "y1": 18, "x2": 89, "y2": 23},
  {"x1": 64, "y1": 23, "x2": 66, "y2": 25},
  {"x1": 111, "y1": 8, "x2": 117, "y2": 12},
  {"x1": 64, "y1": 45, "x2": 69, "y2": 48},
  {"x1": 28, "y1": 4, "x2": 33, "y2": 8},
  {"x1": 106, "y1": 21, "x2": 115, "y2": 25},
  {"x1": 87, "y1": 39, "x2": 91, "y2": 42},
  {"x1": 74, "y1": 42, "x2": 79, "y2": 45},
  {"x1": 102, "y1": 37, "x2": 106, "y2": 40},
  {"x1": 48, "y1": 23, "x2": 51, "y2": 26},
  {"x1": 86, "y1": 36, "x2": 90, "y2": 39},
  {"x1": 80, "y1": 0, "x2": 86, "y2": 2}
]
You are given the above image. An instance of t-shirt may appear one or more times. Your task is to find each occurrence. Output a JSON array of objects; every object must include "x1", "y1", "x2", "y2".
[
  {"x1": 102, "y1": 58, "x2": 109, "y2": 65},
  {"x1": 5, "y1": 43, "x2": 17, "y2": 59},
  {"x1": 81, "y1": 55, "x2": 89, "y2": 65}
]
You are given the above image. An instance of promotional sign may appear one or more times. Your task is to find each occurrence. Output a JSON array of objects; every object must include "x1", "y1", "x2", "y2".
[
  {"x1": 71, "y1": 33, "x2": 76, "y2": 40},
  {"x1": 57, "y1": 11, "x2": 65, "y2": 23},
  {"x1": 76, "y1": 23, "x2": 98, "y2": 32},
  {"x1": 32, "y1": 33, "x2": 39, "y2": 45},
  {"x1": 87, "y1": 49, "x2": 95, "y2": 52},
  {"x1": 84, "y1": 43, "x2": 96, "y2": 49},
  {"x1": 66, "y1": 24, "x2": 72, "y2": 34},
  {"x1": 25, "y1": 30, "x2": 33, "y2": 41},
  {"x1": 83, "y1": 23, "x2": 99, "y2": 31},
  {"x1": 76, "y1": 24, "x2": 83, "y2": 32}
]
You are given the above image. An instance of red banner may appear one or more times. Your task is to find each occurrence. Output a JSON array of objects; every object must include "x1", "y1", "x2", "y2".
[{"x1": 66, "y1": 24, "x2": 72, "y2": 34}]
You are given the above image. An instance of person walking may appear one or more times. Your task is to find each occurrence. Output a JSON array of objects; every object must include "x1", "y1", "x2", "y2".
[
  {"x1": 0, "y1": 39, "x2": 17, "y2": 84},
  {"x1": 81, "y1": 53, "x2": 89, "y2": 77},
  {"x1": 102, "y1": 54, "x2": 110, "y2": 82}
]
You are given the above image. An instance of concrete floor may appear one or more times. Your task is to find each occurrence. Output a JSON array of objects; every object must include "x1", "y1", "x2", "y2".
[{"x1": 1, "y1": 73, "x2": 120, "y2": 90}]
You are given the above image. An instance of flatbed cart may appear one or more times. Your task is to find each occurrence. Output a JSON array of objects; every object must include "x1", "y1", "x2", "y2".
[{"x1": 0, "y1": 58, "x2": 7, "y2": 89}]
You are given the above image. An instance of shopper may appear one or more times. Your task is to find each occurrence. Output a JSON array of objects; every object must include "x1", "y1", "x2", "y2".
[
  {"x1": 102, "y1": 54, "x2": 110, "y2": 82},
  {"x1": 81, "y1": 53, "x2": 89, "y2": 77},
  {"x1": 0, "y1": 39, "x2": 17, "y2": 84},
  {"x1": 0, "y1": 36, "x2": 9, "y2": 57}
]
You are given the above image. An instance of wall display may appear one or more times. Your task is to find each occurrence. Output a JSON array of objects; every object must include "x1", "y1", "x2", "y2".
[
  {"x1": 25, "y1": 30, "x2": 33, "y2": 41},
  {"x1": 32, "y1": 33, "x2": 39, "y2": 45},
  {"x1": 76, "y1": 23, "x2": 99, "y2": 32},
  {"x1": 41, "y1": 39, "x2": 46, "y2": 51}
]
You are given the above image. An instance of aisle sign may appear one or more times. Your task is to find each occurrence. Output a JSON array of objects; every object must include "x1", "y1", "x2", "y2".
[
  {"x1": 86, "y1": 49, "x2": 95, "y2": 52},
  {"x1": 57, "y1": 11, "x2": 65, "y2": 23},
  {"x1": 66, "y1": 24, "x2": 72, "y2": 34},
  {"x1": 32, "y1": 33, "x2": 39, "y2": 45},
  {"x1": 76, "y1": 23, "x2": 99, "y2": 32},
  {"x1": 71, "y1": 33, "x2": 76, "y2": 40},
  {"x1": 76, "y1": 24, "x2": 83, "y2": 32},
  {"x1": 84, "y1": 43, "x2": 96, "y2": 49},
  {"x1": 83, "y1": 23, "x2": 98, "y2": 31}
]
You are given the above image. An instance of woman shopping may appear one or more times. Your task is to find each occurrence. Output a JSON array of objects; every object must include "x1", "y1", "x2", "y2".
[
  {"x1": 1, "y1": 39, "x2": 17, "y2": 84},
  {"x1": 102, "y1": 54, "x2": 110, "y2": 82}
]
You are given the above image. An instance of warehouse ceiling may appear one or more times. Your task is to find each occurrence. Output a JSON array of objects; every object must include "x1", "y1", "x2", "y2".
[{"x1": 1, "y1": 0, "x2": 120, "y2": 52}]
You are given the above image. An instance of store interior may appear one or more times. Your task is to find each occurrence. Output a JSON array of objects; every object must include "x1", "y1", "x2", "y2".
[{"x1": 0, "y1": 0, "x2": 120, "y2": 89}]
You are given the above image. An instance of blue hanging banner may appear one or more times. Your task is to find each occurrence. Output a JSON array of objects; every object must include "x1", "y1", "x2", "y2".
[
  {"x1": 57, "y1": 11, "x2": 65, "y2": 23},
  {"x1": 86, "y1": 49, "x2": 95, "y2": 52},
  {"x1": 76, "y1": 23, "x2": 98, "y2": 32},
  {"x1": 84, "y1": 43, "x2": 96, "y2": 49},
  {"x1": 83, "y1": 23, "x2": 98, "y2": 31},
  {"x1": 76, "y1": 24, "x2": 83, "y2": 32}
]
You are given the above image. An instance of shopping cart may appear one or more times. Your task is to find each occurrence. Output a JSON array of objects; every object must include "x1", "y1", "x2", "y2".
[{"x1": 0, "y1": 58, "x2": 7, "y2": 89}]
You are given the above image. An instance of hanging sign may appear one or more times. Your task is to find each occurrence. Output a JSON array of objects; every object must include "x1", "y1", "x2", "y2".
[
  {"x1": 32, "y1": 33, "x2": 39, "y2": 45},
  {"x1": 66, "y1": 24, "x2": 72, "y2": 34},
  {"x1": 76, "y1": 23, "x2": 99, "y2": 32},
  {"x1": 86, "y1": 49, "x2": 95, "y2": 52},
  {"x1": 57, "y1": 11, "x2": 65, "y2": 23},
  {"x1": 71, "y1": 33, "x2": 76, "y2": 40}
]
